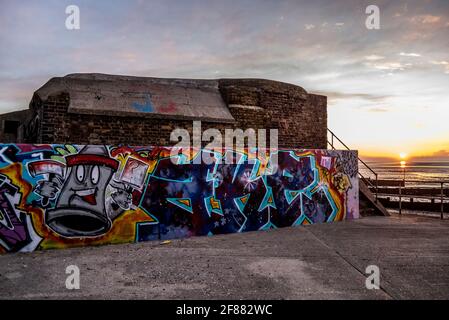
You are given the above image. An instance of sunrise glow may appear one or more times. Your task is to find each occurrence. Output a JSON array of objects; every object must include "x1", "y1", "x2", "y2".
[{"x1": 0, "y1": 1, "x2": 448, "y2": 159}]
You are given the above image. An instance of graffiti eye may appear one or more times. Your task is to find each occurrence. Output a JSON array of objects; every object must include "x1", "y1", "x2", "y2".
[
  {"x1": 91, "y1": 165, "x2": 100, "y2": 185},
  {"x1": 76, "y1": 166, "x2": 85, "y2": 182}
]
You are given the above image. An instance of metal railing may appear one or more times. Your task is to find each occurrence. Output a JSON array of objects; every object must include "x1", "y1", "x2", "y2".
[
  {"x1": 327, "y1": 129, "x2": 378, "y2": 201},
  {"x1": 368, "y1": 179, "x2": 448, "y2": 219}
]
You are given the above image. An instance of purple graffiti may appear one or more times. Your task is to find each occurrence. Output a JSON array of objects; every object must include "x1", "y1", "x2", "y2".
[{"x1": 0, "y1": 174, "x2": 29, "y2": 252}]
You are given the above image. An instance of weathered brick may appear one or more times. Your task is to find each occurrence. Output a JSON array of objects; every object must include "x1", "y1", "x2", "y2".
[{"x1": 18, "y1": 77, "x2": 326, "y2": 149}]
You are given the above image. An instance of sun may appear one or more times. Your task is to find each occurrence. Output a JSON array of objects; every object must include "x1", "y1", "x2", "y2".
[{"x1": 399, "y1": 152, "x2": 407, "y2": 159}]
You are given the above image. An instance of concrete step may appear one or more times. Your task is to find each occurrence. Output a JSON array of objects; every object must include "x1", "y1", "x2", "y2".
[{"x1": 359, "y1": 179, "x2": 390, "y2": 216}]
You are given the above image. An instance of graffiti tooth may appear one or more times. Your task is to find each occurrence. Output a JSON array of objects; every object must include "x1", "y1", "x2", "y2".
[{"x1": 75, "y1": 188, "x2": 96, "y2": 196}]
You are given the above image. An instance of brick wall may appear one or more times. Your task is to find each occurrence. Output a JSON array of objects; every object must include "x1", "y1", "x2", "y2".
[
  {"x1": 218, "y1": 79, "x2": 327, "y2": 149},
  {"x1": 25, "y1": 78, "x2": 327, "y2": 149},
  {"x1": 0, "y1": 110, "x2": 30, "y2": 143}
]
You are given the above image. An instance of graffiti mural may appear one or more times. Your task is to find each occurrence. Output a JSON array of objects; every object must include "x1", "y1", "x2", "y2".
[{"x1": 0, "y1": 144, "x2": 358, "y2": 253}]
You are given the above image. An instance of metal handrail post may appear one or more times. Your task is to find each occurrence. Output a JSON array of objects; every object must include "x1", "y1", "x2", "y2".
[
  {"x1": 375, "y1": 173, "x2": 378, "y2": 202},
  {"x1": 441, "y1": 182, "x2": 444, "y2": 220}
]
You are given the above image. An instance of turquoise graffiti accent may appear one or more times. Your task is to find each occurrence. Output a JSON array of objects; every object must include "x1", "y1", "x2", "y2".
[
  {"x1": 258, "y1": 184, "x2": 276, "y2": 212},
  {"x1": 282, "y1": 169, "x2": 294, "y2": 178},
  {"x1": 321, "y1": 185, "x2": 338, "y2": 222},
  {"x1": 204, "y1": 196, "x2": 224, "y2": 217},
  {"x1": 284, "y1": 189, "x2": 301, "y2": 205},
  {"x1": 167, "y1": 198, "x2": 193, "y2": 214},
  {"x1": 293, "y1": 186, "x2": 339, "y2": 226},
  {"x1": 234, "y1": 194, "x2": 251, "y2": 214},
  {"x1": 259, "y1": 209, "x2": 277, "y2": 231}
]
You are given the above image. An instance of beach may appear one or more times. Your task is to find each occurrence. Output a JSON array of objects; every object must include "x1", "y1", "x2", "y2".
[{"x1": 360, "y1": 159, "x2": 449, "y2": 217}]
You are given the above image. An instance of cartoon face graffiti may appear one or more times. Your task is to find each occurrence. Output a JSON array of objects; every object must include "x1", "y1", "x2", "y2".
[{"x1": 45, "y1": 145, "x2": 119, "y2": 237}]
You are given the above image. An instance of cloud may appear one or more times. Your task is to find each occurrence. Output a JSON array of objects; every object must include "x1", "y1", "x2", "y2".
[
  {"x1": 366, "y1": 61, "x2": 410, "y2": 72},
  {"x1": 304, "y1": 24, "x2": 315, "y2": 30},
  {"x1": 431, "y1": 61, "x2": 449, "y2": 65},
  {"x1": 410, "y1": 15, "x2": 442, "y2": 24},
  {"x1": 430, "y1": 60, "x2": 449, "y2": 73},
  {"x1": 399, "y1": 52, "x2": 421, "y2": 57},
  {"x1": 314, "y1": 91, "x2": 391, "y2": 104},
  {"x1": 364, "y1": 55, "x2": 385, "y2": 61},
  {"x1": 368, "y1": 107, "x2": 389, "y2": 113},
  {"x1": 432, "y1": 150, "x2": 449, "y2": 157}
]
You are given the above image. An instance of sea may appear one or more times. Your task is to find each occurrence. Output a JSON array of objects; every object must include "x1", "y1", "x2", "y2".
[
  {"x1": 359, "y1": 159, "x2": 449, "y2": 217},
  {"x1": 360, "y1": 160, "x2": 449, "y2": 184}
]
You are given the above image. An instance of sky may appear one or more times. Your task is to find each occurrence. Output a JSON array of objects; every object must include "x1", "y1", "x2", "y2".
[{"x1": 0, "y1": 0, "x2": 448, "y2": 159}]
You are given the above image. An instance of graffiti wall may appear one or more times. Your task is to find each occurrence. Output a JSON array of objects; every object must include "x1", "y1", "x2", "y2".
[{"x1": 0, "y1": 144, "x2": 358, "y2": 253}]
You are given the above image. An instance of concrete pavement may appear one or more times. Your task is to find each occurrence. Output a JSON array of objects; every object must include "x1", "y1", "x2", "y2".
[{"x1": 1, "y1": 214, "x2": 448, "y2": 299}]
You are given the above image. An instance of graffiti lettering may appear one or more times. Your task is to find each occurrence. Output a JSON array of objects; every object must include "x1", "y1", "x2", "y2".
[{"x1": 0, "y1": 144, "x2": 358, "y2": 253}]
